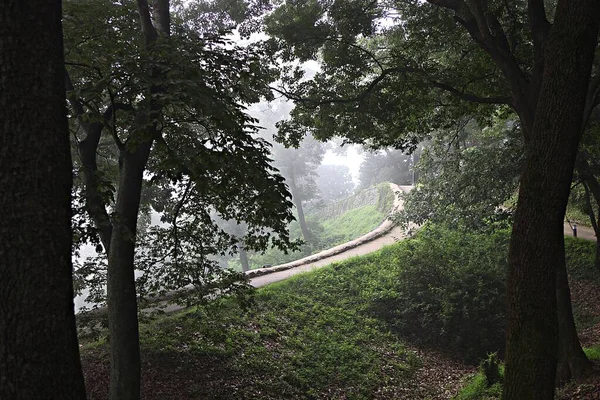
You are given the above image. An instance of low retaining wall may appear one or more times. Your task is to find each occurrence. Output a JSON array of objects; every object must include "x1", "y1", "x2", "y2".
[{"x1": 246, "y1": 183, "x2": 407, "y2": 278}]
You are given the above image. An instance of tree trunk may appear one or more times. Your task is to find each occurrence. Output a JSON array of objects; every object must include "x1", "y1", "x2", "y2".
[
  {"x1": 288, "y1": 177, "x2": 311, "y2": 242},
  {"x1": 0, "y1": 1, "x2": 87, "y2": 398},
  {"x1": 556, "y1": 255, "x2": 591, "y2": 384},
  {"x1": 107, "y1": 144, "x2": 152, "y2": 400},
  {"x1": 503, "y1": 3, "x2": 600, "y2": 399},
  {"x1": 580, "y1": 174, "x2": 600, "y2": 270},
  {"x1": 239, "y1": 243, "x2": 250, "y2": 272}
]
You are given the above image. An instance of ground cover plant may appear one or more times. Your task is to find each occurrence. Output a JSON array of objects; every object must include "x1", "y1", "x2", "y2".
[{"x1": 80, "y1": 226, "x2": 600, "y2": 399}]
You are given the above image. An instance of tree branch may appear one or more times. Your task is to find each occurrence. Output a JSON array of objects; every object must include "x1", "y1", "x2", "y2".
[
  {"x1": 582, "y1": 181, "x2": 599, "y2": 234},
  {"x1": 272, "y1": 66, "x2": 418, "y2": 106},
  {"x1": 527, "y1": 0, "x2": 551, "y2": 49},
  {"x1": 430, "y1": 80, "x2": 511, "y2": 104},
  {"x1": 65, "y1": 70, "x2": 114, "y2": 250}
]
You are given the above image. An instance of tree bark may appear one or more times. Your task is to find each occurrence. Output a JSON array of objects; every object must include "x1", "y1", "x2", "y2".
[
  {"x1": 503, "y1": 2, "x2": 600, "y2": 398},
  {"x1": 0, "y1": 1, "x2": 87, "y2": 398},
  {"x1": 107, "y1": 143, "x2": 153, "y2": 400},
  {"x1": 556, "y1": 254, "x2": 591, "y2": 384}
]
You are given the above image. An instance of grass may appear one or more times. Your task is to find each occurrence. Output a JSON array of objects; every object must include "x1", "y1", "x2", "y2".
[
  {"x1": 584, "y1": 343, "x2": 600, "y2": 360},
  {"x1": 320, "y1": 204, "x2": 386, "y2": 243},
  {"x1": 248, "y1": 204, "x2": 389, "y2": 268},
  {"x1": 82, "y1": 246, "x2": 421, "y2": 399},
  {"x1": 453, "y1": 372, "x2": 502, "y2": 400},
  {"x1": 81, "y1": 226, "x2": 600, "y2": 399}
]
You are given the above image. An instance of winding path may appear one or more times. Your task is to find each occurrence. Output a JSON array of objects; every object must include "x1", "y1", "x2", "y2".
[
  {"x1": 247, "y1": 184, "x2": 597, "y2": 288},
  {"x1": 247, "y1": 184, "x2": 413, "y2": 288}
]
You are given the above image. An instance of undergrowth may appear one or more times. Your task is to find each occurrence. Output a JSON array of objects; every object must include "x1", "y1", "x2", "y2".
[{"x1": 130, "y1": 248, "x2": 420, "y2": 399}]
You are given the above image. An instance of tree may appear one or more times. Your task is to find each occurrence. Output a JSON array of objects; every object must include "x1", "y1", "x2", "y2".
[
  {"x1": 63, "y1": 1, "x2": 296, "y2": 399},
  {"x1": 316, "y1": 164, "x2": 355, "y2": 203},
  {"x1": 271, "y1": 134, "x2": 326, "y2": 242},
  {"x1": 265, "y1": 0, "x2": 600, "y2": 396},
  {"x1": 357, "y1": 149, "x2": 413, "y2": 190},
  {"x1": 0, "y1": 1, "x2": 86, "y2": 398},
  {"x1": 398, "y1": 117, "x2": 522, "y2": 231}
]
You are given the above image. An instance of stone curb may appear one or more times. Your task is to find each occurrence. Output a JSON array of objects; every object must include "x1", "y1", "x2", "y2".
[{"x1": 245, "y1": 183, "x2": 407, "y2": 278}]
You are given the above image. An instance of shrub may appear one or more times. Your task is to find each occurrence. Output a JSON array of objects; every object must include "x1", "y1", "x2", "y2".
[
  {"x1": 390, "y1": 225, "x2": 509, "y2": 362},
  {"x1": 480, "y1": 352, "x2": 502, "y2": 386}
]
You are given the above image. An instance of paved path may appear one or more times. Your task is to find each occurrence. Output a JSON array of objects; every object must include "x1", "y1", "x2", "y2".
[
  {"x1": 249, "y1": 192, "x2": 598, "y2": 289},
  {"x1": 564, "y1": 222, "x2": 596, "y2": 241},
  {"x1": 250, "y1": 225, "x2": 407, "y2": 287},
  {"x1": 248, "y1": 184, "x2": 412, "y2": 288}
]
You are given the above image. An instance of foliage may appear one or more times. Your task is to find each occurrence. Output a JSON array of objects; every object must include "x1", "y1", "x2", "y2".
[
  {"x1": 379, "y1": 225, "x2": 509, "y2": 362},
  {"x1": 358, "y1": 149, "x2": 414, "y2": 190},
  {"x1": 565, "y1": 237, "x2": 598, "y2": 282},
  {"x1": 64, "y1": 0, "x2": 299, "y2": 308},
  {"x1": 566, "y1": 182, "x2": 598, "y2": 227},
  {"x1": 265, "y1": 0, "x2": 505, "y2": 149},
  {"x1": 396, "y1": 117, "x2": 522, "y2": 231},
  {"x1": 480, "y1": 352, "x2": 502, "y2": 386}
]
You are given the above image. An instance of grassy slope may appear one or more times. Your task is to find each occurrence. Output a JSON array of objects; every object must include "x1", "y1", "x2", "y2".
[
  {"x1": 81, "y1": 235, "x2": 599, "y2": 399},
  {"x1": 82, "y1": 242, "x2": 472, "y2": 399},
  {"x1": 320, "y1": 204, "x2": 387, "y2": 243},
  {"x1": 249, "y1": 204, "x2": 389, "y2": 268}
]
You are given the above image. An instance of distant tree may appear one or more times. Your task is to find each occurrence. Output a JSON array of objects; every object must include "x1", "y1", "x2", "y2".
[
  {"x1": 358, "y1": 149, "x2": 413, "y2": 190},
  {"x1": 316, "y1": 164, "x2": 354, "y2": 203},
  {"x1": 398, "y1": 117, "x2": 523, "y2": 231},
  {"x1": 0, "y1": 1, "x2": 86, "y2": 398},
  {"x1": 271, "y1": 134, "x2": 326, "y2": 241}
]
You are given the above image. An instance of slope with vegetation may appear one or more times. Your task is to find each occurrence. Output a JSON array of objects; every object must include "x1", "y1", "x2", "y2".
[
  {"x1": 80, "y1": 225, "x2": 600, "y2": 399},
  {"x1": 246, "y1": 183, "x2": 394, "y2": 268}
]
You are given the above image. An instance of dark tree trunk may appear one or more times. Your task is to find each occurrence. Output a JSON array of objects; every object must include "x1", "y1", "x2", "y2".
[
  {"x1": 503, "y1": 2, "x2": 600, "y2": 398},
  {"x1": 0, "y1": 1, "x2": 87, "y2": 398},
  {"x1": 239, "y1": 243, "x2": 250, "y2": 272},
  {"x1": 107, "y1": 144, "x2": 153, "y2": 400},
  {"x1": 556, "y1": 255, "x2": 591, "y2": 384}
]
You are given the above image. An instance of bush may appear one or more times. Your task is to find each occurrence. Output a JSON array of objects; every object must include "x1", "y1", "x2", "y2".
[
  {"x1": 565, "y1": 236, "x2": 597, "y2": 281},
  {"x1": 390, "y1": 225, "x2": 509, "y2": 362}
]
